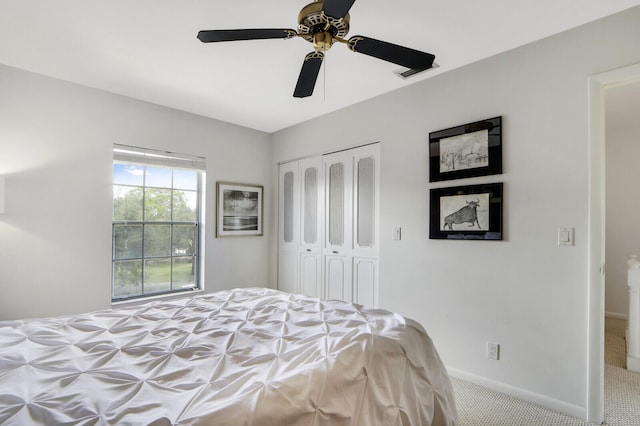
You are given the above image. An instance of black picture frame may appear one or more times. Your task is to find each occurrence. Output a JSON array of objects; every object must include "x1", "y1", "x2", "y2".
[
  {"x1": 216, "y1": 182, "x2": 263, "y2": 237},
  {"x1": 430, "y1": 183, "x2": 503, "y2": 240},
  {"x1": 429, "y1": 116, "x2": 502, "y2": 182}
]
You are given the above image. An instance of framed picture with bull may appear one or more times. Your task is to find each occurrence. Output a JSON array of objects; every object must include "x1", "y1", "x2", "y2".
[{"x1": 430, "y1": 183, "x2": 503, "y2": 240}]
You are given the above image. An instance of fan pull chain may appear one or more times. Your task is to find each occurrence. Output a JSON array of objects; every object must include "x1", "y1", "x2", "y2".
[{"x1": 323, "y1": 46, "x2": 327, "y2": 101}]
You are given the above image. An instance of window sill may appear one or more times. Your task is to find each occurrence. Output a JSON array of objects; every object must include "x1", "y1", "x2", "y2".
[{"x1": 111, "y1": 288, "x2": 204, "y2": 308}]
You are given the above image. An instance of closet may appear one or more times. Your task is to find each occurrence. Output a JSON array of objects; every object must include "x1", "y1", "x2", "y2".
[{"x1": 278, "y1": 143, "x2": 379, "y2": 307}]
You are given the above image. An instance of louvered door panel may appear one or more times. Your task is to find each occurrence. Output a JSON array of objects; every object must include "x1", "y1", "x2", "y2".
[
  {"x1": 351, "y1": 145, "x2": 380, "y2": 306},
  {"x1": 298, "y1": 157, "x2": 323, "y2": 298},
  {"x1": 278, "y1": 162, "x2": 299, "y2": 294},
  {"x1": 323, "y1": 152, "x2": 353, "y2": 303}
]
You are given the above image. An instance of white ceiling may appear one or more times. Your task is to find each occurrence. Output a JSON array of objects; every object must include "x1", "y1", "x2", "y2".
[{"x1": 1, "y1": 1, "x2": 639, "y2": 133}]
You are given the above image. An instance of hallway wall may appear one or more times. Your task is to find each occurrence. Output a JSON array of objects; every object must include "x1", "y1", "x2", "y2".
[{"x1": 605, "y1": 81, "x2": 640, "y2": 318}]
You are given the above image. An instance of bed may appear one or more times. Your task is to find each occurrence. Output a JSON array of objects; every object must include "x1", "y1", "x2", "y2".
[{"x1": 0, "y1": 287, "x2": 457, "y2": 425}]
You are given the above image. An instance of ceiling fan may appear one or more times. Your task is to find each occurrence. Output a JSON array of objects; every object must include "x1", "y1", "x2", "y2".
[{"x1": 197, "y1": 0, "x2": 436, "y2": 98}]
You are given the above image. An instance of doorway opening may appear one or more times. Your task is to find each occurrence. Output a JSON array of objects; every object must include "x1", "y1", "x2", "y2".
[
  {"x1": 589, "y1": 63, "x2": 640, "y2": 424},
  {"x1": 604, "y1": 79, "x2": 640, "y2": 425}
]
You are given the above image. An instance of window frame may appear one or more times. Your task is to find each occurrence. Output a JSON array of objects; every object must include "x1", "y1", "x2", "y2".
[{"x1": 111, "y1": 145, "x2": 205, "y2": 302}]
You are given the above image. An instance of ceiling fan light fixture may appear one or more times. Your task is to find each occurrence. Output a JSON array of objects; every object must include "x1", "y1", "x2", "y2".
[{"x1": 313, "y1": 32, "x2": 334, "y2": 51}]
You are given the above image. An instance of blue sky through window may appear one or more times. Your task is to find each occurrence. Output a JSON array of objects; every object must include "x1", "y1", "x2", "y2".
[
  {"x1": 114, "y1": 164, "x2": 197, "y2": 190},
  {"x1": 114, "y1": 164, "x2": 144, "y2": 186}
]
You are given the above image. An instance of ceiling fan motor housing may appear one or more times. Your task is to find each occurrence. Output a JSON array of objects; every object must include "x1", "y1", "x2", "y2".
[{"x1": 298, "y1": 1, "x2": 350, "y2": 51}]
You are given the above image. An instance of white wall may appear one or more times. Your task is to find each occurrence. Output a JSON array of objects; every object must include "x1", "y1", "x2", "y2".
[
  {"x1": 270, "y1": 7, "x2": 640, "y2": 419},
  {"x1": 1, "y1": 5, "x2": 639, "y2": 421},
  {"x1": 0, "y1": 64, "x2": 272, "y2": 321},
  {"x1": 605, "y1": 93, "x2": 640, "y2": 318}
]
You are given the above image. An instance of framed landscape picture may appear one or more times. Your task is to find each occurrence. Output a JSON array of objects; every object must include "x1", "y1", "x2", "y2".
[
  {"x1": 430, "y1": 183, "x2": 503, "y2": 240},
  {"x1": 429, "y1": 116, "x2": 502, "y2": 182},
  {"x1": 216, "y1": 182, "x2": 263, "y2": 237}
]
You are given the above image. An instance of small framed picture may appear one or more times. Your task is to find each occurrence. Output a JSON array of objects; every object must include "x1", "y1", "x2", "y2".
[
  {"x1": 429, "y1": 116, "x2": 502, "y2": 182},
  {"x1": 216, "y1": 182, "x2": 263, "y2": 237},
  {"x1": 430, "y1": 183, "x2": 503, "y2": 240}
]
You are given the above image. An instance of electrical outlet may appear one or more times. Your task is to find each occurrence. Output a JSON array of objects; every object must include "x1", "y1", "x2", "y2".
[{"x1": 487, "y1": 342, "x2": 500, "y2": 360}]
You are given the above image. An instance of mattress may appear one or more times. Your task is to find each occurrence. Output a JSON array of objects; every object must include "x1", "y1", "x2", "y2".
[{"x1": 0, "y1": 287, "x2": 457, "y2": 425}]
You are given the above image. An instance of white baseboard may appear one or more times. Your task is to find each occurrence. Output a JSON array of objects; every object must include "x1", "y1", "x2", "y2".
[
  {"x1": 628, "y1": 356, "x2": 640, "y2": 373},
  {"x1": 447, "y1": 367, "x2": 587, "y2": 420},
  {"x1": 605, "y1": 311, "x2": 628, "y2": 320}
]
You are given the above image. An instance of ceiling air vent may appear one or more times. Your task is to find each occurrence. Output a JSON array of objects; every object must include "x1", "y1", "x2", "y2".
[{"x1": 394, "y1": 63, "x2": 439, "y2": 80}]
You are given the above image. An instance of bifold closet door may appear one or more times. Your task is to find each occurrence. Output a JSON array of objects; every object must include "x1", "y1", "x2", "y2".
[
  {"x1": 323, "y1": 152, "x2": 354, "y2": 302},
  {"x1": 279, "y1": 144, "x2": 379, "y2": 306},
  {"x1": 323, "y1": 144, "x2": 379, "y2": 306},
  {"x1": 298, "y1": 157, "x2": 323, "y2": 298},
  {"x1": 278, "y1": 161, "x2": 299, "y2": 294},
  {"x1": 351, "y1": 146, "x2": 379, "y2": 308}
]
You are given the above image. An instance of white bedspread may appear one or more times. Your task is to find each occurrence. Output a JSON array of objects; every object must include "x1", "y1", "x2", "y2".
[{"x1": 0, "y1": 288, "x2": 457, "y2": 425}]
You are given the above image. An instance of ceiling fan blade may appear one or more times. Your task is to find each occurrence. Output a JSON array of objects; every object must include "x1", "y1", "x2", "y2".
[
  {"x1": 348, "y1": 35, "x2": 435, "y2": 71},
  {"x1": 293, "y1": 52, "x2": 325, "y2": 98},
  {"x1": 322, "y1": 0, "x2": 356, "y2": 19},
  {"x1": 197, "y1": 29, "x2": 297, "y2": 43}
]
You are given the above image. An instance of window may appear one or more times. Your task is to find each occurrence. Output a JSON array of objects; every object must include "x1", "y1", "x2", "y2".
[{"x1": 112, "y1": 145, "x2": 205, "y2": 301}]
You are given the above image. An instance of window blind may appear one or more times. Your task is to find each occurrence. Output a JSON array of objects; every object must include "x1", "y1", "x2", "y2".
[{"x1": 114, "y1": 144, "x2": 206, "y2": 171}]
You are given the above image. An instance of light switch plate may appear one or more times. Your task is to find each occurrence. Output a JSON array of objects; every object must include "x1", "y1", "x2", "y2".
[
  {"x1": 392, "y1": 227, "x2": 402, "y2": 240},
  {"x1": 558, "y1": 227, "x2": 574, "y2": 246}
]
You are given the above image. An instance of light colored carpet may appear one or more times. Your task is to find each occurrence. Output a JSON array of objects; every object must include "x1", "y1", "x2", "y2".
[
  {"x1": 451, "y1": 318, "x2": 640, "y2": 425},
  {"x1": 451, "y1": 377, "x2": 596, "y2": 426},
  {"x1": 603, "y1": 318, "x2": 640, "y2": 426}
]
